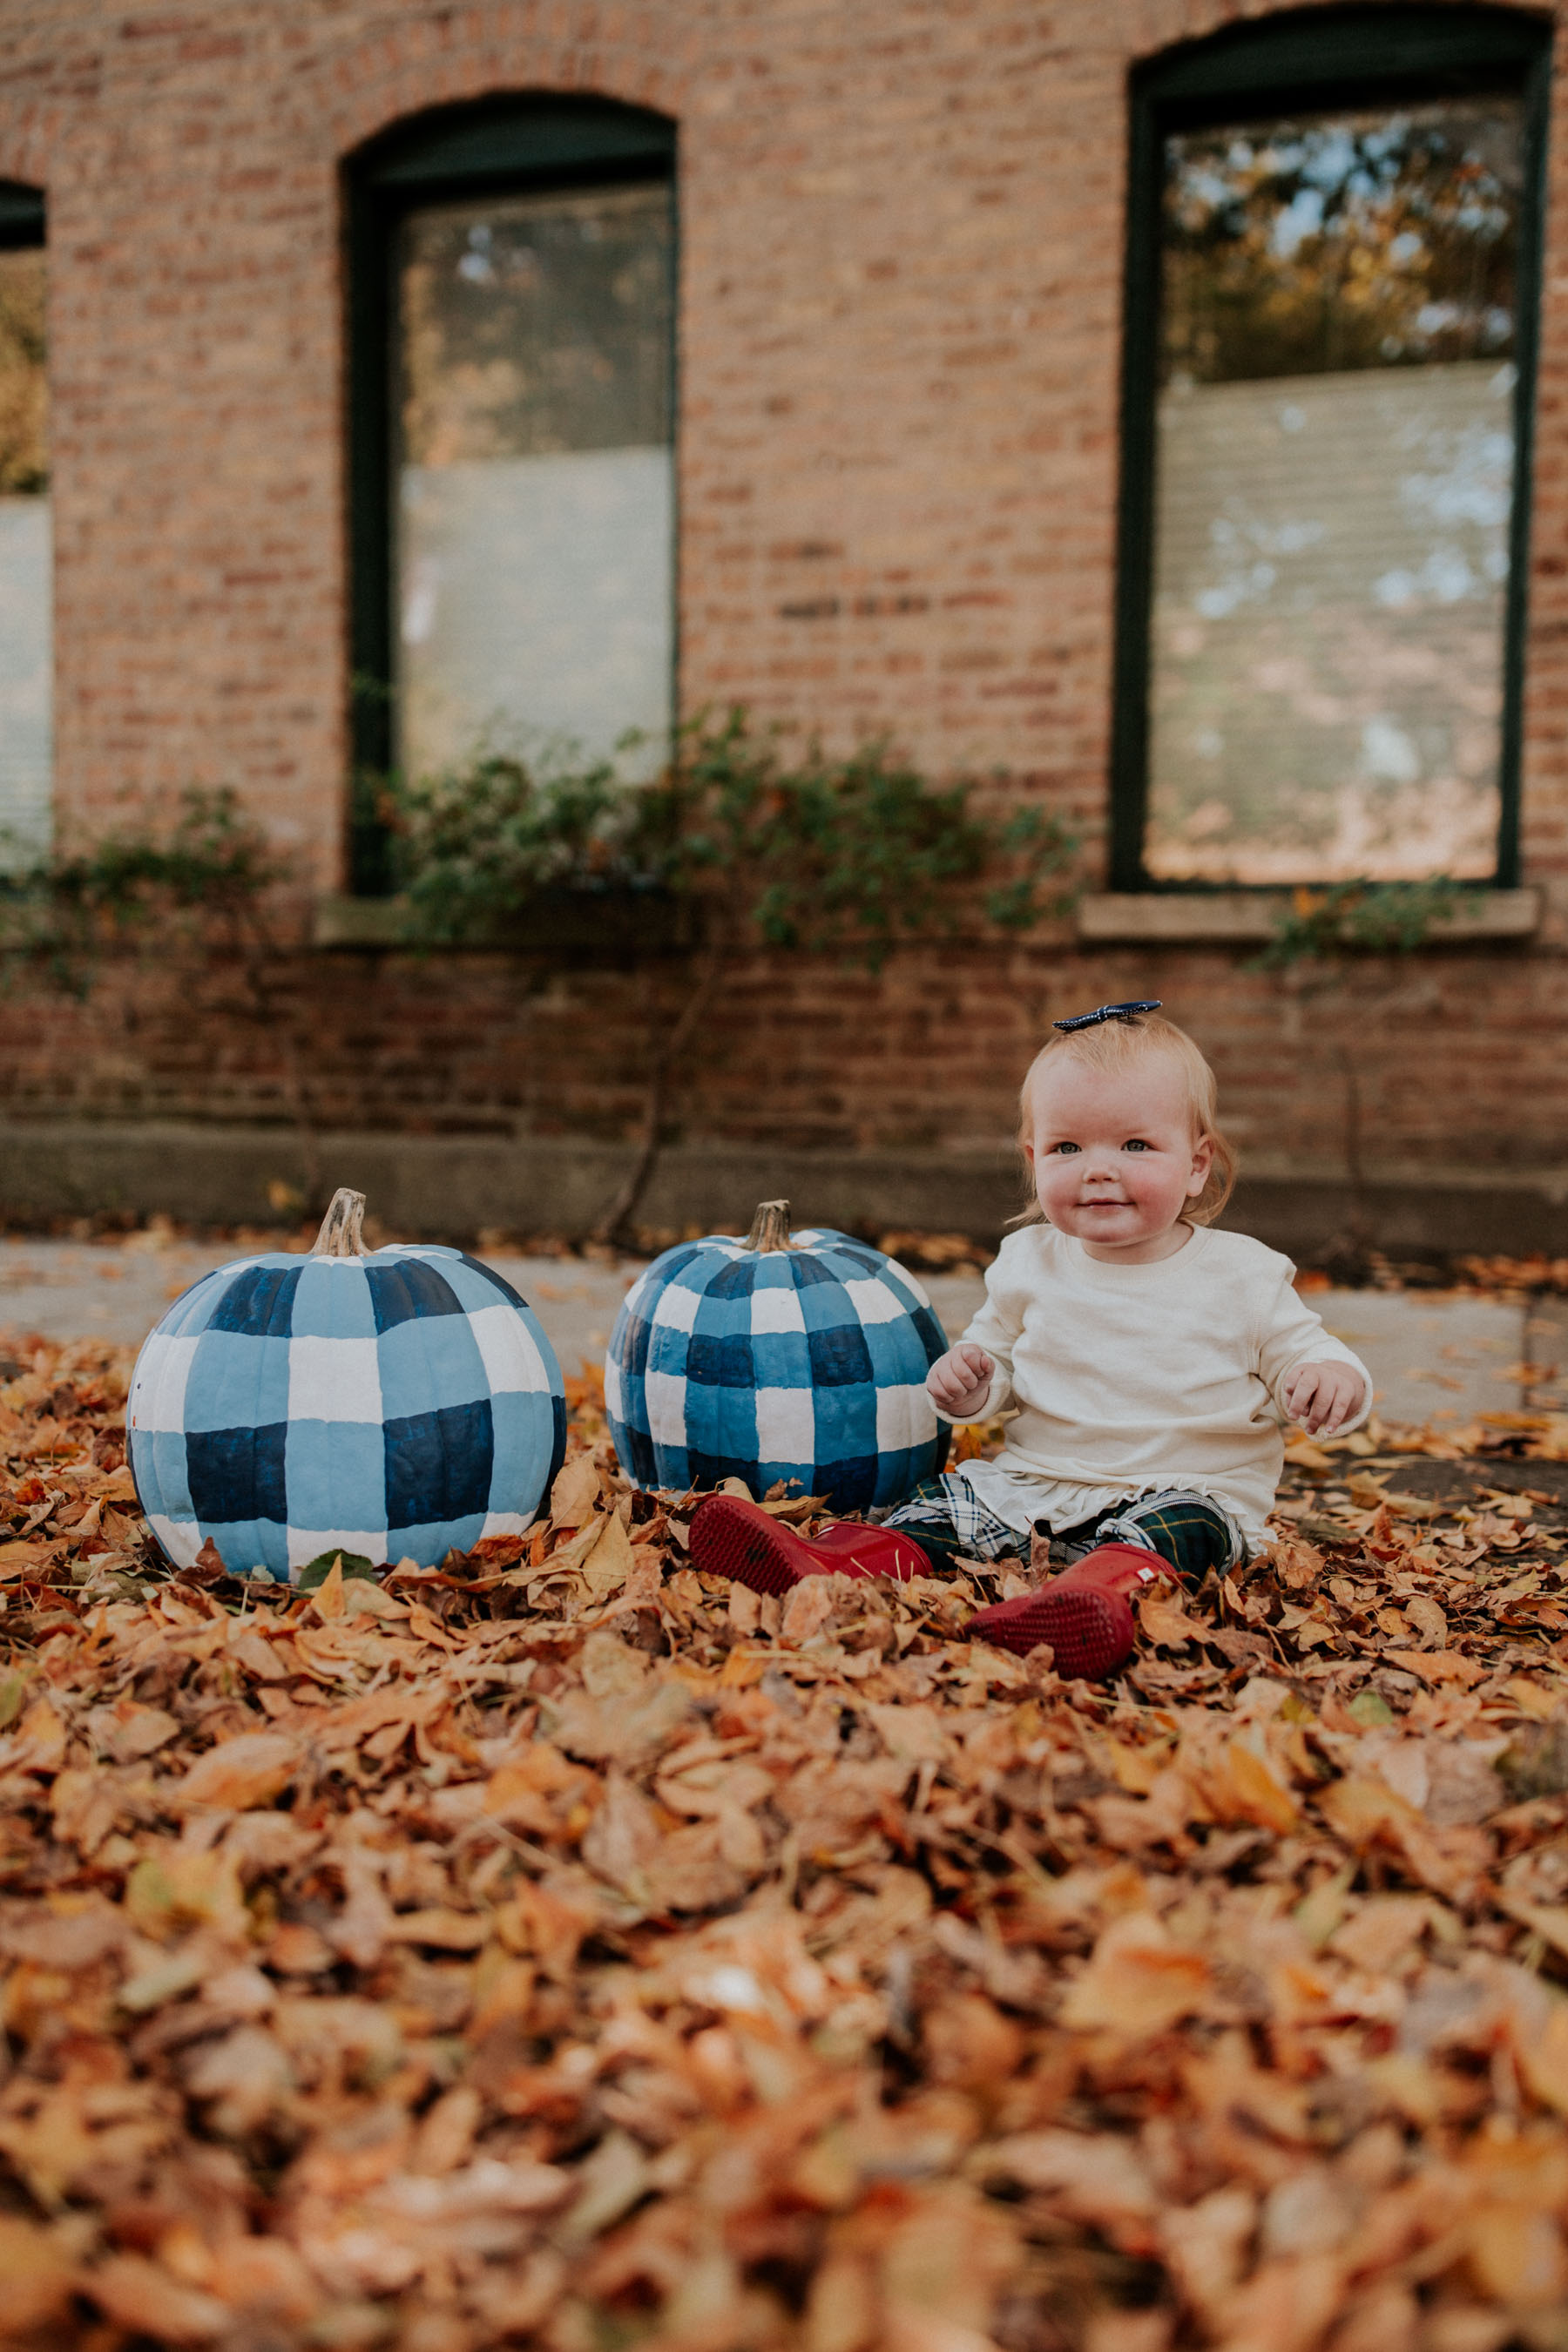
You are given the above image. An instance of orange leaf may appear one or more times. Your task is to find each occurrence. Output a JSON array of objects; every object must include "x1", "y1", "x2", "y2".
[
  {"x1": 2, "y1": 1699, "x2": 66, "y2": 1775},
  {"x1": 1213, "y1": 1738, "x2": 1301, "y2": 1835},
  {"x1": 382, "y1": 1907, "x2": 489, "y2": 1951},
  {"x1": 551, "y1": 1454, "x2": 604, "y2": 1527},
  {"x1": 1382, "y1": 1648, "x2": 1485, "y2": 1690},
  {"x1": 172, "y1": 1732, "x2": 299, "y2": 1811},
  {"x1": 1467, "y1": 2207, "x2": 1568, "y2": 2305},
  {"x1": 86, "y1": 2256, "x2": 228, "y2": 2345},
  {"x1": 1059, "y1": 1912, "x2": 1212, "y2": 2038},
  {"x1": 1517, "y1": 2000, "x2": 1568, "y2": 2116},
  {"x1": 0, "y1": 2216, "x2": 78, "y2": 2332},
  {"x1": 1138, "y1": 1588, "x2": 1200, "y2": 1649}
]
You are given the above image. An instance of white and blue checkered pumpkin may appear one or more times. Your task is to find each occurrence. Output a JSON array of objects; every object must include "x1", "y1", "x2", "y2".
[
  {"x1": 605, "y1": 1200, "x2": 950, "y2": 1512},
  {"x1": 127, "y1": 1189, "x2": 566, "y2": 1582}
]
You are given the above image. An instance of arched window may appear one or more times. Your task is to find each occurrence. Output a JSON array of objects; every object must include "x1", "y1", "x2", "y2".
[
  {"x1": 0, "y1": 179, "x2": 48, "y2": 866},
  {"x1": 346, "y1": 97, "x2": 677, "y2": 893},
  {"x1": 1111, "y1": 8, "x2": 1550, "y2": 891}
]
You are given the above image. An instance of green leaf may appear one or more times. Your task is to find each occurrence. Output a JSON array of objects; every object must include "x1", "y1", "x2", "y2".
[
  {"x1": 296, "y1": 1551, "x2": 380, "y2": 1590},
  {"x1": 1253, "y1": 876, "x2": 1464, "y2": 971}
]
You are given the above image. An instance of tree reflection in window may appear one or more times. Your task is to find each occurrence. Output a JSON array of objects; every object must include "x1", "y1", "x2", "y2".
[
  {"x1": 1146, "y1": 98, "x2": 1524, "y2": 883},
  {"x1": 0, "y1": 240, "x2": 50, "y2": 863},
  {"x1": 394, "y1": 180, "x2": 674, "y2": 783}
]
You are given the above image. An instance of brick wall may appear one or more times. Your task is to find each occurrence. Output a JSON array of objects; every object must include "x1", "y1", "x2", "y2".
[
  {"x1": 0, "y1": 935, "x2": 1561, "y2": 1190},
  {"x1": 1, "y1": 0, "x2": 1566, "y2": 1211}
]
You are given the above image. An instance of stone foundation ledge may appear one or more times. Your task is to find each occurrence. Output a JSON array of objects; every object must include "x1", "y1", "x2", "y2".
[{"x1": 0, "y1": 1123, "x2": 1564, "y2": 1261}]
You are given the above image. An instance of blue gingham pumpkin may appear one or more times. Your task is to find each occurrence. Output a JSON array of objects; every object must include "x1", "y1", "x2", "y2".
[
  {"x1": 605, "y1": 1201, "x2": 950, "y2": 1512},
  {"x1": 127, "y1": 1189, "x2": 566, "y2": 1581}
]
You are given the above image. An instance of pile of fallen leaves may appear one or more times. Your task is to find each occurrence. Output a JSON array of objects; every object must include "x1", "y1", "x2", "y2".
[
  {"x1": 1458, "y1": 1257, "x2": 1568, "y2": 1299},
  {"x1": 13, "y1": 1350, "x2": 1568, "y2": 2348}
]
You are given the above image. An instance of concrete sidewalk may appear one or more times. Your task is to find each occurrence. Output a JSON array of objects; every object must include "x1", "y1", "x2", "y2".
[
  {"x1": 0, "y1": 1236, "x2": 653, "y2": 1378},
  {"x1": 1, "y1": 1233, "x2": 1563, "y2": 1429},
  {"x1": 0, "y1": 1237, "x2": 988, "y2": 1392}
]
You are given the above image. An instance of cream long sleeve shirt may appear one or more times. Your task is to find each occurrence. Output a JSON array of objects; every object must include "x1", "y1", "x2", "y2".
[{"x1": 936, "y1": 1222, "x2": 1372, "y2": 1549}]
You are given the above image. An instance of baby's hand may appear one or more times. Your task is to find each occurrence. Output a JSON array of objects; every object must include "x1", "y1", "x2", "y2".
[
  {"x1": 927, "y1": 1343, "x2": 996, "y2": 1420},
  {"x1": 1284, "y1": 1361, "x2": 1364, "y2": 1436}
]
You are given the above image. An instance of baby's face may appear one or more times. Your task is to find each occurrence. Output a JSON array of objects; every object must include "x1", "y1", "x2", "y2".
[{"x1": 1024, "y1": 1052, "x2": 1213, "y2": 1262}]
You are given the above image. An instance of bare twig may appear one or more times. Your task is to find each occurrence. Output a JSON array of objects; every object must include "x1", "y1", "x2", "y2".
[{"x1": 590, "y1": 950, "x2": 723, "y2": 1250}]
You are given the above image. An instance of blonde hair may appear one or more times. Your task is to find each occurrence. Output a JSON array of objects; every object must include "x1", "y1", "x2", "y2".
[{"x1": 1016, "y1": 1012, "x2": 1237, "y2": 1227}]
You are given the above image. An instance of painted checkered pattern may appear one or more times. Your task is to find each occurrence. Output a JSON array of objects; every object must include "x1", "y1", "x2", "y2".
[
  {"x1": 605, "y1": 1227, "x2": 950, "y2": 1513},
  {"x1": 127, "y1": 1245, "x2": 566, "y2": 1582}
]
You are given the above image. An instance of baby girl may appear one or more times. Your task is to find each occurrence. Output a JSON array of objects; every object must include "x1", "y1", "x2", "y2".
[{"x1": 691, "y1": 1004, "x2": 1370, "y2": 1680}]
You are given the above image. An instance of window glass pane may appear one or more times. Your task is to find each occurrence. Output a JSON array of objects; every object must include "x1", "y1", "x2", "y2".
[
  {"x1": 395, "y1": 180, "x2": 673, "y2": 780},
  {"x1": 1146, "y1": 98, "x2": 1523, "y2": 882},
  {"x1": 0, "y1": 245, "x2": 50, "y2": 863}
]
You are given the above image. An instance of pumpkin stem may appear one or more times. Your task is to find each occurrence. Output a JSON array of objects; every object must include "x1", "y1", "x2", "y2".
[
  {"x1": 312, "y1": 1187, "x2": 369, "y2": 1259},
  {"x1": 745, "y1": 1199, "x2": 793, "y2": 1253}
]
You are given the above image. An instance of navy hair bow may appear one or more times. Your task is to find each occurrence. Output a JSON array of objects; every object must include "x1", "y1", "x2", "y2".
[{"x1": 1052, "y1": 1000, "x2": 1162, "y2": 1034}]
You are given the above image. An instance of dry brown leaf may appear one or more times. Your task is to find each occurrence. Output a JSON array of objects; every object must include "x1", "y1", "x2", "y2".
[
  {"x1": 1382, "y1": 1491, "x2": 1444, "y2": 1521},
  {"x1": 1273, "y1": 1538, "x2": 1327, "y2": 1592},
  {"x1": 1402, "y1": 1594, "x2": 1449, "y2": 1650},
  {"x1": 1382, "y1": 1648, "x2": 1485, "y2": 1690},
  {"x1": 1328, "y1": 1896, "x2": 1434, "y2": 1972},
  {"x1": 866, "y1": 1702, "x2": 951, "y2": 1767},
  {"x1": 91, "y1": 1698, "x2": 180, "y2": 1762},
  {"x1": 1497, "y1": 1892, "x2": 1568, "y2": 1963},
  {"x1": 2, "y1": 1697, "x2": 67, "y2": 1774},
  {"x1": 1211, "y1": 1738, "x2": 1301, "y2": 1835},
  {"x1": 85, "y1": 2255, "x2": 230, "y2": 2344},
  {"x1": 551, "y1": 1453, "x2": 605, "y2": 1526},
  {"x1": 578, "y1": 1507, "x2": 637, "y2": 1603},
  {"x1": 781, "y1": 1577, "x2": 841, "y2": 1645},
  {"x1": 382, "y1": 1907, "x2": 489, "y2": 1950},
  {"x1": 0, "y1": 2214, "x2": 79, "y2": 2332},
  {"x1": 1139, "y1": 1586, "x2": 1201, "y2": 1648},
  {"x1": 1501, "y1": 1676, "x2": 1563, "y2": 1720},
  {"x1": 172, "y1": 1731, "x2": 299, "y2": 1811},
  {"x1": 0, "y1": 1903, "x2": 124, "y2": 1970},
  {"x1": 1317, "y1": 1774, "x2": 1420, "y2": 1848},
  {"x1": 1157, "y1": 2184, "x2": 1257, "y2": 2325},
  {"x1": 1059, "y1": 1912, "x2": 1212, "y2": 2037},
  {"x1": 581, "y1": 1771, "x2": 660, "y2": 1895}
]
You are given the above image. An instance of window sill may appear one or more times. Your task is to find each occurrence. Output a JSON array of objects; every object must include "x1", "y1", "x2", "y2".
[
  {"x1": 1076, "y1": 889, "x2": 1541, "y2": 947},
  {"x1": 314, "y1": 896, "x2": 411, "y2": 948}
]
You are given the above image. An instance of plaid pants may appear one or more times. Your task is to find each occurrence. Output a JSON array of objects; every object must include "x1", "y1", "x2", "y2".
[{"x1": 882, "y1": 1471, "x2": 1244, "y2": 1583}]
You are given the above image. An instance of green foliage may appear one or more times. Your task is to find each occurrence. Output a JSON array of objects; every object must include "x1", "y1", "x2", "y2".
[
  {"x1": 383, "y1": 709, "x2": 1076, "y2": 967},
  {"x1": 382, "y1": 746, "x2": 626, "y2": 940},
  {"x1": 0, "y1": 788, "x2": 284, "y2": 995},
  {"x1": 1253, "y1": 875, "x2": 1464, "y2": 970}
]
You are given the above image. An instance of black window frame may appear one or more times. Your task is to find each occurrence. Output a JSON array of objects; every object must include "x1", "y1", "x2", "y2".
[
  {"x1": 343, "y1": 95, "x2": 678, "y2": 896},
  {"x1": 0, "y1": 181, "x2": 44, "y2": 252},
  {"x1": 0, "y1": 180, "x2": 48, "y2": 864},
  {"x1": 1109, "y1": 4, "x2": 1551, "y2": 896}
]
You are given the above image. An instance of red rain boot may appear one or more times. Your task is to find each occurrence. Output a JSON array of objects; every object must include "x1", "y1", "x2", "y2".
[
  {"x1": 689, "y1": 1493, "x2": 932, "y2": 1596},
  {"x1": 963, "y1": 1542, "x2": 1162, "y2": 1680}
]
